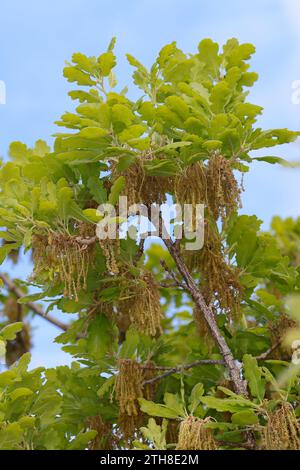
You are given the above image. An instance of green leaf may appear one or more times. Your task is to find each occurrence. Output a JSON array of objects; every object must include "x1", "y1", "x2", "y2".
[
  {"x1": 67, "y1": 430, "x2": 97, "y2": 450},
  {"x1": 97, "y1": 376, "x2": 115, "y2": 398},
  {"x1": 163, "y1": 393, "x2": 186, "y2": 418},
  {"x1": 0, "y1": 340, "x2": 6, "y2": 358},
  {"x1": 140, "y1": 418, "x2": 167, "y2": 450},
  {"x1": 0, "y1": 423, "x2": 23, "y2": 450},
  {"x1": 112, "y1": 104, "x2": 134, "y2": 126},
  {"x1": 107, "y1": 37, "x2": 116, "y2": 52},
  {"x1": 78, "y1": 127, "x2": 108, "y2": 138},
  {"x1": 243, "y1": 354, "x2": 265, "y2": 401},
  {"x1": 108, "y1": 176, "x2": 125, "y2": 205},
  {"x1": 86, "y1": 314, "x2": 115, "y2": 361},
  {"x1": 188, "y1": 383, "x2": 204, "y2": 414},
  {"x1": 87, "y1": 176, "x2": 107, "y2": 204},
  {"x1": 138, "y1": 398, "x2": 181, "y2": 419},
  {"x1": 116, "y1": 154, "x2": 136, "y2": 172},
  {"x1": 57, "y1": 150, "x2": 102, "y2": 165},
  {"x1": 144, "y1": 159, "x2": 179, "y2": 177},
  {"x1": 9, "y1": 387, "x2": 33, "y2": 401},
  {"x1": 200, "y1": 396, "x2": 254, "y2": 413},
  {"x1": 97, "y1": 52, "x2": 116, "y2": 76},
  {"x1": 119, "y1": 328, "x2": 141, "y2": 359},
  {"x1": 82, "y1": 208, "x2": 102, "y2": 223},
  {"x1": 18, "y1": 292, "x2": 46, "y2": 304},
  {"x1": 72, "y1": 52, "x2": 96, "y2": 74},
  {"x1": 63, "y1": 67, "x2": 96, "y2": 86},
  {"x1": 153, "y1": 141, "x2": 192, "y2": 154},
  {"x1": 0, "y1": 322, "x2": 23, "y2": 341},
  {"x1": 231, "y1": 410, "x2": 259, "y2": 425},
  {"x1": 252, "y1": 156, "x2": 288, "y2": 165},
  {"x1": 0, "y1": 243, "x2": 19, "y2": 265}
]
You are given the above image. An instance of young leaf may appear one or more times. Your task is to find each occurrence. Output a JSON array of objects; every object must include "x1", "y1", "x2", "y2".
[{"x1": 243, "y1": 354, "x2": 265, "y2": 401}]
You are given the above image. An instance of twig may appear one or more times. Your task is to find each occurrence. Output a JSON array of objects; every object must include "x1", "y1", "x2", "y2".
[
  {"x1": 256, "y1": 340, "x2": 281, "y2": 360},
  {"x1": 160, "y1": 259, "x2": 185, "y2": 289},
  {"x1": 159, "y1": 281, "x2": 184, "y2": 289},
  {"x1": 142, "y1": 342, "x2": 280, "y2": 386},
  {"x1": 143, "y1": 359, "x2": 225, "y2": 385},
  {"x1": 0, "y1": 273, "x2": 70, "y2": 332}
]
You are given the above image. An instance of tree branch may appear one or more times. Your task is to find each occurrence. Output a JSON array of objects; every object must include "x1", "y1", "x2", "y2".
[
  {"x1": 0, "y1": 273, "x2": 70, "y2": 332},
  {"x1": 256, "y1": 340, "x2": 281, "y2": 360},
  {"x1": 143, "y1": 359, "x2": 225, "y2": 385},
  {"x1": 142, "y1": 344, "x2": 280, "y2": 386},
  {"x1": 158, "y1": 214, "x2": 248, "y2": 397}
]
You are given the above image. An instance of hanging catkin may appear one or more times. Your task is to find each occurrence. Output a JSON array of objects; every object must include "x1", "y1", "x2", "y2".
[
  {"x1": 175, "y1": 163, "x2": 208, "y2": 221},
  {"x1": 87, "y1": 416, "x2": 114, "y2": 450},
  {"x1": 206, "y1": 154, "x2": 241, "y2": 221},
  {"x1": 118, "y1": 272, "x2": 163, "y2": 336},
  {"x1": 263, "y1": 402, "x2": 300, "y2": 450},
  {"x1": 185, "y1": 220, "x2": 242, "y2": 317},
  {"x1": 32, "y1": 231, "x2": 93, "y2": 301},
  {"x1": 176, "y1": 416, "x2": 217, "y2": 450},
  {"x1": 113, "y1": 156, "x2": 173, "y2": 206}
]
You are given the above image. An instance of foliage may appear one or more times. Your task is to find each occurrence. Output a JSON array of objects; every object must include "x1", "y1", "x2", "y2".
[{"x1": 0, "y1": 38, "x2": 299, "y2": 450}]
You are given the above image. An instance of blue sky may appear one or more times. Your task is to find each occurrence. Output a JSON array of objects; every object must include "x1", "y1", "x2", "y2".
[{"x1": 0, "y1": 0, "x2": 300, "y2": 368}]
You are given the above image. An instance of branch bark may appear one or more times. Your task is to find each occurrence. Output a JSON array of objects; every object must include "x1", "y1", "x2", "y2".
[{"x1": 160, "y1": 231, "x2": 248, "y2": 397}]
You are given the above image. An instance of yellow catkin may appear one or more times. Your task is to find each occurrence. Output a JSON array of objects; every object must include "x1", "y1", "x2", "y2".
[
  {"x1": 32, "y1": 231, "x2": 94, "y2": 300},
  {"x1": 141, "y1": 361, "x2": 157, "y2": 401},
  {"x1": 115, "y1": 359, "x2": 145, "y2": 441},
  {"x1": 118, "y1": 272, "x2": 163, "y2": 337},
  {"x1": 185, "y1": 221, "x2": 242, "y2": 316},
  {"x1": 87, "y1": 416, "x2": 114, "y2": 450},
  {"x1": 114, "y1": 157, "x2": 173, "y2": 207},
  {"x1": 193, "y1": 308, "x2": 215, "y2": 352},
  {"x1": 115, "y1": 359, "x2": 144, "y2": 417},
  {"x1": 99, "y1": 238, "x2": 121, "y2": 275},
  {"x1": 176, "y1": 416, "x2": 217, "y2": 450},
  {"x1": 115, "y1": 360, "x2": 158, "y2": 442},
  {"x1": 263, "y1": 402, "x2": 300, "y2": 450},
  {"x1": 175, "y1": 163, "x2": 208, "y2": 231},
  {"x1": 206, "y1": 154, "x2": 241, "y2": 221}
]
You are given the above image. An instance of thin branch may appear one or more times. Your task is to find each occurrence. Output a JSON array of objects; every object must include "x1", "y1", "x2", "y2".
[
  {"x1": 160, "y1": 259, "x2": 185, "y2": 289},
  {"x1": 256, "y1": 339, "x2": 281, "y2": 360},
  {"x1": 159, "y1": 281, "x2": 184, "y2": 289},
  {"x1": 143, "y1": 359, "x2": 225, "y2": 385},
  {"x1": 0, "y1": 273, "x2": 70, "y2": 332},
  {"x1": 142, "y1": 342, "x2": 281, "y2": 386}
]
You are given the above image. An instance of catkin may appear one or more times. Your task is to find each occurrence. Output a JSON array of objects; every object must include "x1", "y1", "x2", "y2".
[
  {"x1": 87, "y1": 416, "x2": 114, "y2": 450},
  {"x1": 118, "y1": 272, "x2": 163, "y2": 336},
  {"x1": 115, "y1": 359, "x2": 145, "y2": 440},
  {"x1": 175, "y1": 163, "x2": 208, "y2": 224},
  {"x1": 206, "y1": 154, "x2": 241, "y2": 221},
  {"x1": 32, "y1": 230, "x2": 94, "y2": 301},
  {"x1": 176, "y1": 416, "x2": 217, "y2": 450},
  {"x1": 114, "y1": 158, "x2": 173, "y2": 206},
  {"x1": 185, "y1": 221, "x2": 242, "y2": 316},
  {"x1": 263, "y1": 402, "x2": 300, "y2": 450}
]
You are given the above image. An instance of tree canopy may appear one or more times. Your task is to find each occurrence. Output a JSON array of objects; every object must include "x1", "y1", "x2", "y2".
[{"x1": 0, "y1": 38, "x2": 299, "y2": 450}]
